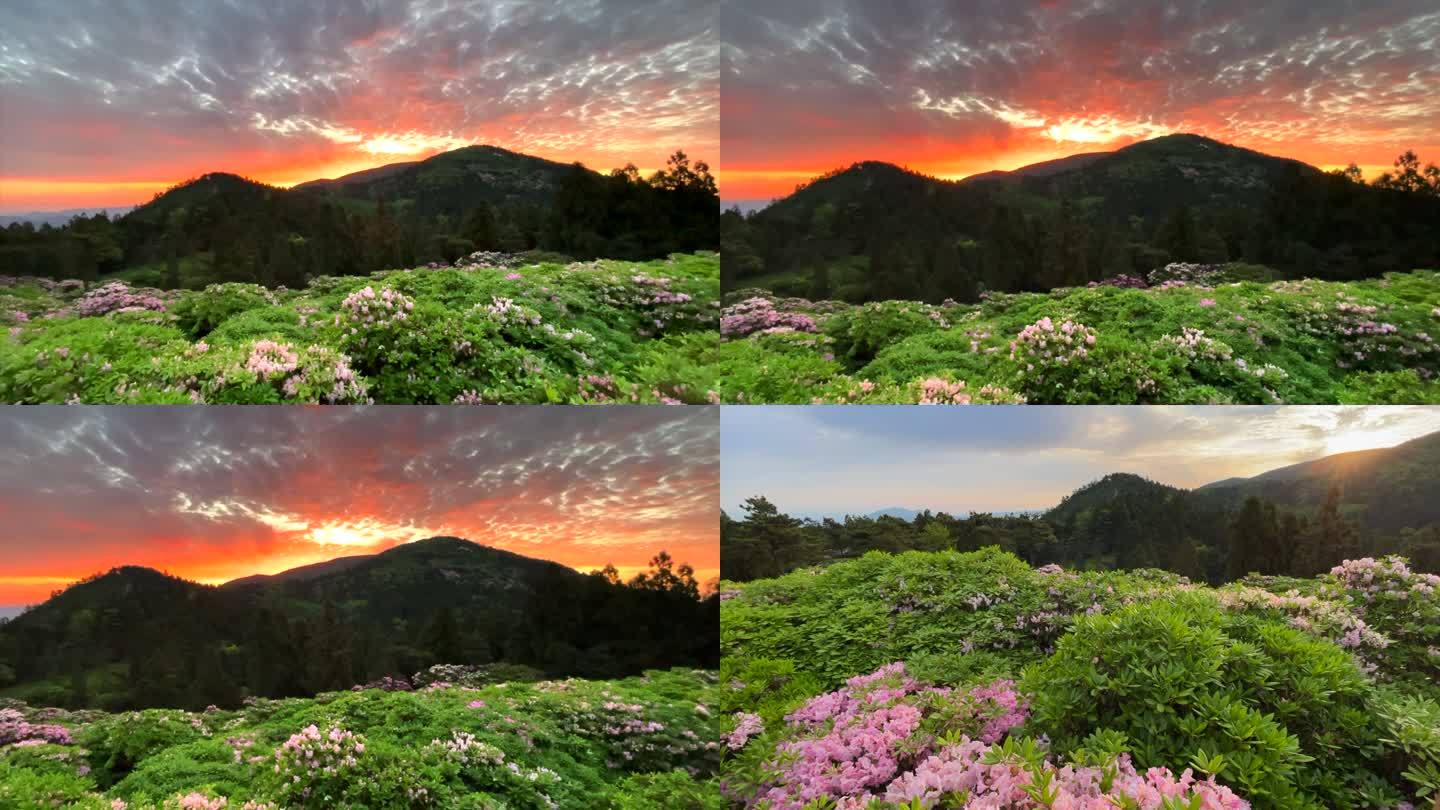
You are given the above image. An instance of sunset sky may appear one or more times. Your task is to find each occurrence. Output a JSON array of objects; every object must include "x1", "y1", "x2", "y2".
[
  {"x1": 0, "y1": 0, "x2": 717, "y2": 213},
  {"x1": 721, "y1": 0, "x2": 1440, "y2": 203},
  {"x1": 722, "y1": 406, "x2": 1440, "y2": 517},
  {"x1": 0, "y1": 406, "x2": 719, "y2": 607}
]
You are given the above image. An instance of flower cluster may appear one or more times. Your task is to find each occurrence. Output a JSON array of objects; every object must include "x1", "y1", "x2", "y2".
[
  {"x1": 75, "y1": 281, "x2": 168, "y2": 317},
  {"x1": 1147, "y1": 262, "x2": 1225, "y2": 287},
  {"x1": 916, "y1": 377, "x2": 1025, "y2": 405},
  {"x1": 1088, "y1": 273, "x2": 1149, "y2": 289},
  {"x1": 272, "y1": 724, "x2": 365, "y2": 802},
  {"x1": 752, "y1": 663, "x2": 1030, "y2": 809},
  {"x1": 0, "y1": 707, "x2": 72, "y2": 746},
  {"x1": 1159, "y1": 327, "x2": 1234, "y2": 362},
  {"x1": 484, "y1": 296, "x2": 543, "y2": 327},
  {"x1": 349, "y1": 675, "x2": 412, "y2": 692},
  {"x1": 1009, "y1": 318, "x2": 1097, "y2": 394},
  {"x1": 243, "y1": 340, "x2": 298, "y2": 378},
  {"x1": 428, "y1": 730, "x2": 504, "y2": 767},
  {"x1": 725, "y1": 712, "x2": 763, "y2": 750},
  {"x1": 720, "y1": 297, "x2": 818, "y2": 339},
  {"x1": 340, "y1": 286, "x2": 414, "y2": 332},
  {"x1": 881, "y1": 738, "x2": 1250, "y2": 809}
]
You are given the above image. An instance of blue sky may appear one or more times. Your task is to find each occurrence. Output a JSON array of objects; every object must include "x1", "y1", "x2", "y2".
[{"x1": 721, "y1": 405, "x2": 1440, "y2": 516}]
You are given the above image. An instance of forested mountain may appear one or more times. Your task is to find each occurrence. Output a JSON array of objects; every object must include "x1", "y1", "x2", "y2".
[
  {"x1": 722, "y1": 432, "x2": 1440, "y2": 583},
  {"x1": 0, "y1": 537, "x2": 717, "y2": 711},
  {"x1": 722, "y1": 134, "x2": 1440, "y2": 302},
  {"x1": 0, "y1": 147, "x2": 718, "y2": 289}
]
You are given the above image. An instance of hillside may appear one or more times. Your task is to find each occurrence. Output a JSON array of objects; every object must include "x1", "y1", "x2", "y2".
[
  {"x1": 296, "y1": 144, "x2": 589, "y2": 215},
  {"x1": 0, "y1": 668, "x2": 718, "y2": 809},
  {"x1": 721, "y1": 134, "x2": 1440, "y2": 302},
  {"x1": 0, "y1": 536, "x2": 719, "y2": 711},
  {"x1": 1195, "y1": 430, "x2": 1440, "y2": 533},
  {"x1": 0, "y1": 147, "x2": 719, "y2": 289},
  {"x1": 714, "y1": 268, "x2": 1440, "y2": 405},
  {"x1": 719, "y1": 548, "x2": 1440, "y2": 808}
]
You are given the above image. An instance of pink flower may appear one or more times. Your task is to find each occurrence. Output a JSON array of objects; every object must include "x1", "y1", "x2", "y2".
[{"x1": 1199, "y1": 298, "x2": 1217, "y2": 307}]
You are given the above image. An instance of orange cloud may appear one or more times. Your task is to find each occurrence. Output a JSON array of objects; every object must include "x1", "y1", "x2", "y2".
[{"x1": 0, "y1": 407, "x2": 720, "y2": 606}]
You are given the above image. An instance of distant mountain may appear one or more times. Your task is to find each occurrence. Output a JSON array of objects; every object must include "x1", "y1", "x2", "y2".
[
  {"x1": 866, "y1": 507, "x2": 923, "y2": 521},
  {"x1": 1045, "y1": 473, "x2": 1190, "y2": 525},
  {"x1": 722, "y1": 133, "x2": 1440, "y2": 302},
  {"x1": 0, "y1": 537, "x2": 717, "y2": 710},
  {"x1": 959, "y1": 151, "x2": 1110, "y2": 185},
  {"x1": 0, "y1": 207, "x2": 135, "y2": 227},
  {"x1": 1195, "y1": 431, "x2": 1440, "y2": 533},
  {"x1": 294, "y1": 145, "x2": 588, "y2": 214},
  {"x1": 0, "y1": 606, "x2": 25, "y2": 621}
]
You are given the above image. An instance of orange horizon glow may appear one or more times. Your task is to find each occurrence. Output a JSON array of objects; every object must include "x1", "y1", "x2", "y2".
[
  {"x1": 0, "y1": 408, "x2": 720, "y2": 607},
  {"x1": 719, "y1": 3, "x2": 1440, "y2": 202},
  {"x1": 0, "y1": 554, "x2": 722, "y2": 607},
  {"x1": 0, "y1": 2, "x2": 716, "y2": 215},
  {"x1": 0, "y1": 149, "x2": 668, "y2": 214},
  {"x1": 721, "y1": 133, "x2": 1435, "y2": 202}
]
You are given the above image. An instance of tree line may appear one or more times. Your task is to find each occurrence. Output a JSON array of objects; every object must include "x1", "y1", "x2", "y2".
[
  {"x1": 721, "y1": 490, "x2": 1440, "y2": 584},
  {"x1": 0, "y1": 151, "x2": 718, "y2": 289},
  {"x1": 721, "y1": 149, "x2": 1440, "y2": 303},
  {"x1": 0, "y1": 552, "x2": 718, "y2": 711}
]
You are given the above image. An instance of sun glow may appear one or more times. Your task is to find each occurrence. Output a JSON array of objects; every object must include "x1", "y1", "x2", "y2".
[{"x1": 1324, "y1": 427, "x2": 1418, "y2": 456}]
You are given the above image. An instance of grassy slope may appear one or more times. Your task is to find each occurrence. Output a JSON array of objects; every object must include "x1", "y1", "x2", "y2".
[
  {"x1": 0, "y1": 253, "x2": 719, "y2": 404},
  {"x1": 0, "y1": 669, "x2": 719, "y2": 809},
  {"x1": 714, "y1": 269, "x2": 1440, "y2": 404}
]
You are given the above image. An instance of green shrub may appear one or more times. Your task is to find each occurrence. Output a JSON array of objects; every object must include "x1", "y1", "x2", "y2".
[{"x1": 1022, "y1": 595, "x2": 1397, "y2": 808}]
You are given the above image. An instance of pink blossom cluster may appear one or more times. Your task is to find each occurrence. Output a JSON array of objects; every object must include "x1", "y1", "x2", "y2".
[
  {"x1": 0, "y1": 707, "x2": 72, "y2": 746},
  {"x1": 754, "y1": 664, "x2": 1030, "y2": 809},
  {"x1": 75, "y1": 281, "x2": 167, "y2": 317},
  {"x1": 340, "y1": 285, "x2": 414, "y2": 331},
  {"x1": 1088, "y1": 274, "x2": 1149, "y2": 289},
  {"x1": 1159, "y1": 327, "x2": 1233, "y2": 362},
  {"x1": 720, "y1": 297, "x2": 818, "y2": 339},
  {"x1": 1147, "y1": 262, "x2": 1225, "y2": 287},
  {"x1": 726, "y1": 712, "x2": 763, "y2": 750},
  {"x1": 486, "y1": 296, "x2": 543, "y2": 327},
  {"x1": 1332, "y1": 556, "x2": 1440, "y2": 599},
  {"x1": 916, "y1": 378, "x2": 1023, "y2": 405},
  {"x1": 243, "y1": 340, "x2": 299, "y2": 378},
  {"x1": 1010, "y1": 317, "x2": 1097, "y2": 372},
  {"x1": 272, "y1": 724, "x2": 365, "y2": 801},
  {"x1": 429, "y1": 730, "x2": 505, "y2": 767},
  {"x1": 1218, "y1": 585, "x2": 1390, "y2": 658},
  {"x1": 880, "y1": 739, "x2": 1249, "y2": 809},
  {"x1": 349, "y1": 675, "x2": 412, "y2": 692}
]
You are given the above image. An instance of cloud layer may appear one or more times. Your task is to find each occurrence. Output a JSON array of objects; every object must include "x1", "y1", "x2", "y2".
[
  {"x1": 0, "y1": 406, "x2": 719, "y2": 604},
  {"x1": 0, "y1": 0, "x2": 718, "y2": 211},
  {"x1": 721, "y1": 405, "x2": 1440, "y2": 515},
  {"x1": 721, "y1": 1, "x2": 1440, "y2": 200}
]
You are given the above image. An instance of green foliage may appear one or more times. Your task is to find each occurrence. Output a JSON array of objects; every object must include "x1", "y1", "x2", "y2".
[
  {"x1": 0, "y1": 254, "x2": 720, "y2": 403},
  {"x1": 0, "y1": 669, "x2": 718, "y2": 809},
  {"x1": 718, "y1": 270, "x2": 1440, "y2": 404},
  {"x1": 606, "y1": 771, "x2": 720, "y2": 810},
  {"x1": 1022, "y1": 596, "x2": 1392, "y2": 807},
  {"x1": 1376, "y1": 688, "x2": 1440, "y2": 799}
]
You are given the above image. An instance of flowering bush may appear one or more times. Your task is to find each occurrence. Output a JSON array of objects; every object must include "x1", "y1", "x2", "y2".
[
  {"x1": 722, "y1": 551, "x2": 1434, "y2": 808},
  {"x1": 0, "y1": 708, "x2": 72, "y2": 746},
  {"x1": 719, "y1": 297, "x2": 818, "y2": 339},
  {"x1": 0, "y1": 669, "x2": 717, "y2": 808},
  {"x1": 711, "y1": 268, "x2": 1440, "y2": 404},
  {"x1": 734, "y1": 663, "x2": 1029, "y2": 809},
  {"x1": 0, "y1": 253, "x2": 719, "y2": 403},
  {"x1": 882, "y1": 736, "x2": 1248, "y2": 809},
  {"x1": 75, "y1": 282, "x2": 169, "y2": 317}
]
